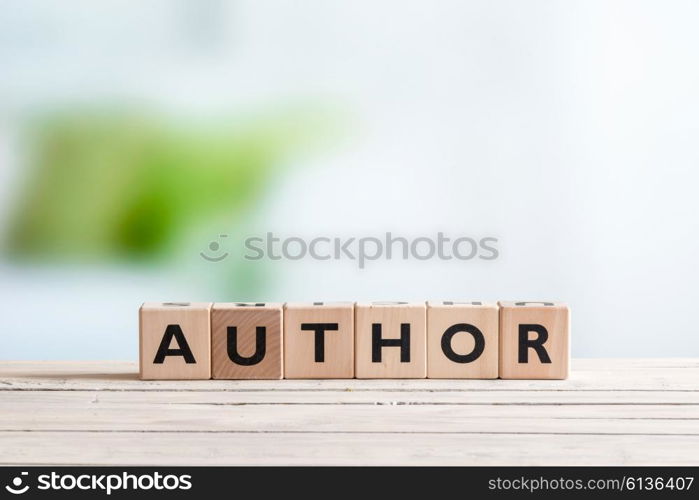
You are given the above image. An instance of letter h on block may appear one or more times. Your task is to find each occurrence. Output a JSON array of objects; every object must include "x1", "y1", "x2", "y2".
[
  {"x1": 355, "y1": 302, "x2": 427, "y2": 379},
  {"x1": 498, "y1": 301, "x2": 570, "y2": 379}
]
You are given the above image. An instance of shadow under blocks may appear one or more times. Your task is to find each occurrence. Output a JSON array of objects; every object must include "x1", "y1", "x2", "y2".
[{"x1": 139, "y1": 301, "x2": 570, "y2": 380}]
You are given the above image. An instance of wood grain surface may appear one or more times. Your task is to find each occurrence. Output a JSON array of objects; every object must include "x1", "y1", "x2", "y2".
[{"x1": 1, "y1": 359, "x2": 697, "y2": 465}]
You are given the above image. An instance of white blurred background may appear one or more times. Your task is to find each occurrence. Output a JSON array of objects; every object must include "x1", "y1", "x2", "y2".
[{"x1": 1, "y1": 0, "x2": 698, "y2": 359}]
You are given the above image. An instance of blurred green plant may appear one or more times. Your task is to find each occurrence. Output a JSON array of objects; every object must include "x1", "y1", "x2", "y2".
[{"x1": 4, "y1": 107, "x2": 332, "y2": 263}]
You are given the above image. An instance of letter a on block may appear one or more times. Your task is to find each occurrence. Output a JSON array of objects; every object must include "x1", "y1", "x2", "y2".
[
  {"x1": 498, "y1": 301, "x2": 570, "y2": 379},
  {"x1": 139, "y1": 302, "x2": 212, "y2": 380},
  {"x1": 211, "y1": 303, "x2": 283, "y2": 379}
]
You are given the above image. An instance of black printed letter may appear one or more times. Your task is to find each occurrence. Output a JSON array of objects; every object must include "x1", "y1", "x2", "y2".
[
  {"x1": 153, "y1": 324, "x2": 196, "y2": 364},
  {"x1": 441, "y1": 323, "x2": 485, "y2": 363},
  {"x1": 301, "y1": 323, "x2": 339, "y2": 362},
  {"x1": 372, "y1": 323, "x2": 410, "y2": 362},
  {"x1": 227, "y1": 326, "x2": 266, "y2": 365},
  {"x1": 518, "y1": 324, "x2": 551, "y2": 363}
]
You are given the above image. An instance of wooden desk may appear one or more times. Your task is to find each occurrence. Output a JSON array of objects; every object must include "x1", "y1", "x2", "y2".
[{"x1": 1, "y1": 359, "x2": 697, "y2": 465}]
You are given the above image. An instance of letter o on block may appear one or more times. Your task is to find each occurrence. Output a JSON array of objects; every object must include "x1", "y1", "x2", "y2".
[{"x1": 427, "y1": 301, "x2": 498, "y2": 379}]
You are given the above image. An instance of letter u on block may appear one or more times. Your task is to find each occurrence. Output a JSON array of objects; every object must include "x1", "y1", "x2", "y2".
[{"x1": 211, "y1": 303, "x2": 283, "y2": 379}]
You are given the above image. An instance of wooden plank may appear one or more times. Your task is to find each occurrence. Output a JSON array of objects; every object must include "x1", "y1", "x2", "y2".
[
  {"x1": 1, "y1": 389, "x2": 699, "y2": 405},
  {"x1": 3, "y1": 392, "x2": 699, "y2": 417},
  {"x1": 1, "y1": 359, "x2": 698, "y2": 391},
  {"x1": 0, "y1": 404, "x2": 698, "y2": 435},
  {"x1": 0, "y1": 370, "x2": 699, "y2": 392},
  {"x1": 1, "y1": 432, "x2": 697, "y2": 466}
]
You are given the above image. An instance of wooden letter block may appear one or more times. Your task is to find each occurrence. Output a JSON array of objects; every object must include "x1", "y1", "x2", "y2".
[
  {"x1": 355, "y1": 302, "x2": 426, "y2": 379},
  {"x1": 139, "y1": 302, "x2": 212, "y2": 380},
  {"x1": 498, "y1": 301, "x2": 570, "y2": 379},
  {"x1": 427, "y1": 301, "x2": 498, "y2": 379},
  {"x1": 284, "y1": 302, "x2": 354, "y2": 379},
  {"x1": 211, "y1": 302, "x2": 283, "y2": 379}
]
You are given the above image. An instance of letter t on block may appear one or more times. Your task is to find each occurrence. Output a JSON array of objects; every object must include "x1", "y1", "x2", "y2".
[
  {"x1": 498, "y1": 301, "x2": 570, "y2": 379},
  {"x1": 139, "y1": 302, "x2": 212, "y2": 380},
  {"x1": 284, "y1": 302, "x2": 355, "y2": 379}
]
